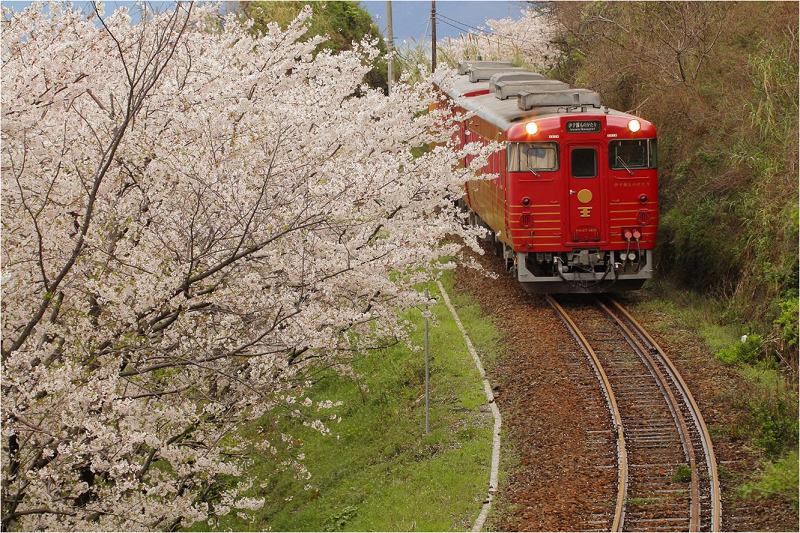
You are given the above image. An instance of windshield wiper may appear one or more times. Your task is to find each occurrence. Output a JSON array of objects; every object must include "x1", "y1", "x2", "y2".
[
  {"x1": 615, "y1": 155, "x2": 634, "y2": 176},
  {"x1": 526, "y1": 163, "x2": 541, "y2": 178}
]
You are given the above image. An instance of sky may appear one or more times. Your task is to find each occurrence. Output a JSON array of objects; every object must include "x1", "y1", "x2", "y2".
[{"x1": 360, "y1": 1, "x2": 527, "y2": 46}]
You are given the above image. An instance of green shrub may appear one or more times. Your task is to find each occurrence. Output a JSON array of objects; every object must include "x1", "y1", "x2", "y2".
[
  {"x1": 750, "y1": 400, "x2": 799, "y2": 459},
  {"x1": 775, "y1": 297, "x2": 799, "y2": 347},
  {"x1": 672, "y1": 464, "x2": 692, "y2": 483},
  {"x1": 716, "y1": 334, "x2": 764, "y2": 365},
  {"x1": 323, "y1": 506, "x2": 358, "y2": 532},
  {"x1": 739, "y1": 450, "x2": 799, "y2": 508}
]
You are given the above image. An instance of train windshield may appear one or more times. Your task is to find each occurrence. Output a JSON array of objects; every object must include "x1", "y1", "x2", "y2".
[
  {"x1": 508, "y1": 142, "x2": 559, "y2": 172},
  {"x1": 609, "y1": 139, "x2": 657, "y2": 169}
]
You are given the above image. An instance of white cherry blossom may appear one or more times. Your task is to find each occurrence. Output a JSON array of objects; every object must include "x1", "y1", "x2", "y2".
[{"x1": 1, "y1": 3, "x2": 495, "y2": 530}]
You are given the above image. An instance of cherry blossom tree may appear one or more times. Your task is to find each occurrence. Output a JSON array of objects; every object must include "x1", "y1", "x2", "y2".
[
  {"x1": 1, "y1": 3, "x2": 491, "y2": 530},
  {"x1": 439, "y1": 7, "x2": 557, "y2": 72}
]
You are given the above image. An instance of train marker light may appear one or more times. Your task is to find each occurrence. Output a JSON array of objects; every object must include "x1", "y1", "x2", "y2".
[
  {"x1": 627, "y1": 119, "x2": 641, "y2": 132},
  {"x1": 525, "y1": 121, "x2": 539, "y2": 135}
]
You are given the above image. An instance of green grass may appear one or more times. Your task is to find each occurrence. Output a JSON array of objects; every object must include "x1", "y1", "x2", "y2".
[
  {"x1": 739, "y1": 449, "x2": 800, "y2": 509},
  {"x1": 190, "y1": 270, "x2": 503, "y2": 531},
  {"x1": 636, "y1": 280, "x2": 741, "y2": 354},
  {"x1": 672, "y1": 464, "x2": 692, "y2": 483}
]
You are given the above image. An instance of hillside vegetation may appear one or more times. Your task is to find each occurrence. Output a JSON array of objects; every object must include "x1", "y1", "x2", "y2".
[
  {"x1": 551, "y1": 1, "x2": 799, "y2": 371},
  {"x1": 238, "y1": 1, "x2": 388, "y2": 91}
]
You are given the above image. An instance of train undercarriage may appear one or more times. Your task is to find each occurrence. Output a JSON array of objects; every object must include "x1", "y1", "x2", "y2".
[
  {"x1": 514, "y1": 247, "x2": 650, "y2": 294},
  {"x1": 473, "y1": 217, "x2": 651, "y2": 294}
]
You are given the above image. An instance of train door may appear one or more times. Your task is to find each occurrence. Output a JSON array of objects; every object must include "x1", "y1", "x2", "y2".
[{"x1": 566, "y1": 144, "x2": 606, "y2": 245}]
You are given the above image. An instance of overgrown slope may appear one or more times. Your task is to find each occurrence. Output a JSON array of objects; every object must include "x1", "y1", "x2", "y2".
[{"x1": 551, "y1": 1, "x2": 799, "y2": 369}]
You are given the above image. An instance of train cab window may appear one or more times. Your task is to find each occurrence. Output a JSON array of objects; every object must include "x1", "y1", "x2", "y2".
[
  {"x1": 507, "y1": 142, "x2": 559, "y2": 172},
  {"x1": 649, "y1": 139, "x2": 657, "y2": 168},
  {"x1": 609, "y1": 139, "x2": 658, "y2": 170},
  {"x1": 571, "y1": 148, "x2": 597, "y2": 178}
]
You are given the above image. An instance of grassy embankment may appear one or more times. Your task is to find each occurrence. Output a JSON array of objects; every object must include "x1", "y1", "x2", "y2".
[{"x1": 191, "y1": 271, "x2": 503, "y2": 531}]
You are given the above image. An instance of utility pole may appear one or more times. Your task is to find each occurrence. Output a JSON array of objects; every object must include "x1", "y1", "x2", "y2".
[
  {"x1": 424, "y1": 289, "x2": 430, "y2": 434},
  {"x1": 431, "y1": 1, "x2": 436, "y2": 73},
  {"x1": 386, "y1": 1, "x2": 393, "y2": 94}
]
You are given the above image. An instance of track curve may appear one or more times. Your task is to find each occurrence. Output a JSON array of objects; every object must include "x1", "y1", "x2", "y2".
[{"x1": 546, "y1": 295, "x2": 722, "y2": 532}]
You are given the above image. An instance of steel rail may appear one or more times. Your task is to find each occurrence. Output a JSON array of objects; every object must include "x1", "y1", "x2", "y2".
[
  {"x1": 608, "y1": 298, "x2": 722, "y2": 532},
  {"x1": 596, "y1": 299, "x2": 700, "y2": 531},
  {"x1": 545, "y1": 295, "x2": 627, "y2": 532}
]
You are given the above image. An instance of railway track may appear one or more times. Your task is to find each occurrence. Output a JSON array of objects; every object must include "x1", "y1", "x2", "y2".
[{"x1": 546, "y1": 294, "x2": 722, "y2": 532}]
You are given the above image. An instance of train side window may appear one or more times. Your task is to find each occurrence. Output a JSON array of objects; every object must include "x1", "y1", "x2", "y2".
[
  {"x1": 571, "y1": 148, "x2": 597, "y2": 178},
  {"x1": 507, "y1": 142, "x2": 559, "y2": 172},
  {"x1": 609, "y1": 139, "x2": 657, "y2": 169}
]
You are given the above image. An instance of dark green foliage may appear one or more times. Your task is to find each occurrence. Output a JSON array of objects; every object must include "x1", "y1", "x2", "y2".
[
  {"x1": 750, "y1": 400, "x2": 800, "y2": 460},
  {"x1": 672, "y1": 464, "x2": 692, "y2": 483},
  {"x1": 716, "y1": 334, "x2": 764, "y2": 366},
  {"x1": 323, "y1": 506, "x2": 357, "y2": 531},
  {"x1": 239, "y1": 1, "x2": 388, "y2": 91},
  {"x1": 658, "y1": 199, "x2": 743, "y2": 290}
]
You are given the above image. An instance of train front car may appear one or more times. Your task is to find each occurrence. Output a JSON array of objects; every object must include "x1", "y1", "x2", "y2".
[{"x1": 441, "y1": 61, "x2": 659, "y2": 293}]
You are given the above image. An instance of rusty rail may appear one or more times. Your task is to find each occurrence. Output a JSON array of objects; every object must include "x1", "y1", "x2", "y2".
[
  {"x1": 607, "y1": 297, "x2": 721, "y2": 532},
  {"x1": 548, "y1": 295, "x2": 721, "y2": 532},
  {"x1": 546, "y1": 295, "x2": 628, "y2": 532}
]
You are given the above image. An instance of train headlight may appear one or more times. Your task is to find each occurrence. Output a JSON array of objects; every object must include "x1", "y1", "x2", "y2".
[
  {"x1": 525, "y1": 121, "x2": 539, "y2": 135},
  {"x1": 627, "y1": 119, "x2": 641, "y2": 133}
]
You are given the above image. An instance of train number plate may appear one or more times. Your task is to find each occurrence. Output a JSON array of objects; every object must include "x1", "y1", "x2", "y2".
[{"x1": 566, "y1": 120, "x2": 601, "y2": 133}]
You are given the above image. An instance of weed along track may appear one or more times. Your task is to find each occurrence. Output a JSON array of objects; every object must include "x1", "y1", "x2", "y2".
[{"x1": 547, "y1": 295, "x2": 722, "y2": 532}]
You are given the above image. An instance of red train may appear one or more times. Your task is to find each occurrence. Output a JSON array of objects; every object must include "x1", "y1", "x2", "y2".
[{"x1": 436, "y1": 61, "x2": 659, "y2": 293}]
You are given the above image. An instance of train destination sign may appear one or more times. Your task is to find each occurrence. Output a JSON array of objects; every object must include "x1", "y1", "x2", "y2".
[{"x1": 566, "y1": 120, "x2": 602, "y2": 133}]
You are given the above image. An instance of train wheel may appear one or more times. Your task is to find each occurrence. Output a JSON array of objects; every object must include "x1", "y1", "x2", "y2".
[{"x1": 503, "y1": 245, "x2": 518, "y2": 279}]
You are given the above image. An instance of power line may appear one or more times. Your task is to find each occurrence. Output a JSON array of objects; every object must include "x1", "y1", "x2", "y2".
[
  {"x1": 435, "y1": 12, "x2": 550, "y2": 50},
  {"x1": 435, "y1": 17, "x2": 527, "y2": 53}
]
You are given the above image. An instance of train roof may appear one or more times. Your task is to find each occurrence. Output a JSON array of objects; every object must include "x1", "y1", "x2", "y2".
[{"x1": 435, "y1": 61, "x2": 640, "y2": 132}]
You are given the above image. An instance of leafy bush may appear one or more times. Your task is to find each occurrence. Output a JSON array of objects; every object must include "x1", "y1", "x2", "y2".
[
  {"x1": 750, "y1": 400, "x2": 800, "y2": 459},
  {"x1": 739, "y1": 450, "x2": 799, "y2": 508},
  {"x1": 323, "y1": 506, "x2": 358, "y2": 532},
  {"x1": 672, "y1": 464, "x2": 693, "y2": 483},
  {"x1": 716, "y1": 334, "x2": 764, "y2": 365},
  {"x1": 775, "y1": 297, "x2": 799, "y2": 347}
]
